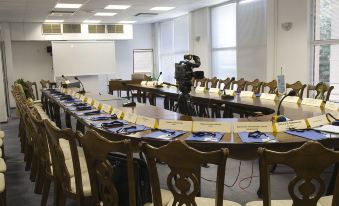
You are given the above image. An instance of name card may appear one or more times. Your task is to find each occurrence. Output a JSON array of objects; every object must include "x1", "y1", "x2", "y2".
[
  {"x1": 71, "y1": 91, "x2": 77, "y2": 96},
  {"x1": 111, "y1": 108, "x2": 124, "y2": 119},
  {"x1": 141, "y1": 81, "x2": 147, "y2": 86},
  {"x1": 62, "y1": 88, "x2": 67, "y2": 93},
  {"x1": 123, "y1": 112, "x2": 138, "y2": 123},
  {"x1": 283, "y1": 96, "x2": 301, "y2": 104},
  {"x1": 74, "y1": 93, "x2": 81, "y2": 99},
  {"x1": 225, "y1": 90, "x2": 236, "y2": 96},
  {"x1": 301, "y1": 98, "x2": 324, "y2": 107},
  {"x1": 240, "y1": 91, "x2": 255, "y2": 98},
  {"x1": 325, "y1": 102, "x2": 339, "y2": 111},
  {"x1": 195, "y1": 87, "x2": 206, "y2": 93},
  {"x1": 234, "y1": 122, "x2": 273, "y2": 133},
  {"x1": 158, "y1": 120, "x2": 192, "y2": 132},
  {"x1": 101, "y1": 104, "x2": 112, "y2": 113},
  {"x1": 79, "y1": 95, "x2": 86, "y2": 102},
  {"x1": 86, "y1": 97, "x2": 93, "y2": 105},
  {"x1": 193, "y1": 121, "x2": 231, "y2": 133},
  {"x1": 209, "y1": 88, "x2": 221, "y2": 94},
  {"x1": 260, "y1": 93, "x2": 278, "y2": 101},
  {"x1": 136, "y1": 116, "x2": 157, "y2": 128},
  {"x1": 65, "y1": 80, "x2": 71, "y2": 84},
  {"x1": 93, "y1": 100, "x2": 101, "y2": 110},
  {"x1": 307, "y1": 115, "x2": 330, "y2": 128},
  {"x1": 274, "y1": 120, "x2": 308, "y2": 132}
]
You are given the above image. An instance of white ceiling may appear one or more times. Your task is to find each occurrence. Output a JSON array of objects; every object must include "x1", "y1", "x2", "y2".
[{"x1": 0, "y1": 0, "x2": 228, "y2": 24}]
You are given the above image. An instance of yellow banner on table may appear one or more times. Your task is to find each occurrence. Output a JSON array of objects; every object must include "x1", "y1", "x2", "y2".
[
  {"x1": 123, "y1": 112, "x2": 138, "y2": 123},
  {"x1": 79, "y1": 95, "x2": 86, "y2": 102},
  {"x1": 209, "y1": 88, "x2": 221, "y2": 94},
  {"x1": 86, "y1": 97, "x2": 93, "y2": 105},
  {"x1": 74, "y1": 93, "x2": 81, "y2": 99},
  {"x1": 195, "y1": 87, "x2": 206, "y2": 93},
  {"x1": 158, "y1": 120, "x2": 192, "y2": 132},
  {"x1": 274, "y1": 120, "x2": 308, "y2": 132},
  {"x1": 101, "y1": 104, "x2": 112, "y2": 113},
  {"x1": 325, "y1": 101, "x2": 339, "y2": 111},
  {"x1": 283, "y1": 96, "x2": 301, "y2": 104},
  {"x1": 301, "y1": 98, "x2": 324, "y2": 107},
  {"x1": 111, "y1": 108, "x2": 124, "y2": 119},
  {"x1": 71, "y1": 91, "x2": 77, "y2": 96},
  {"x1": 192, "y1": 121, "x2": 231, "y2": 133},
  {"x1": 307, "y1": 115, "x2": 330, "y2": 128},
  {"x1": 67, "y1": 90, "x2": 73, "y2": 95},
  {"x1": 260, "y1": 93, "x2": 278, "y2": 101},
  {"x1": 136, "y1": 116, "x2": 158, "y2": 128},
  {"x1": 225, "y1": 90, "x2": 236, "y2": 96},
  {"x1": 234, "y1": 122, "x2": 273, "y2": 133},
  {"x1": 141, "y1": 81, "x2": 148, "y2": 86},
  {"x1": 240, "y1": 91, "x2": 255, "y2": 98},
  {"x1": 93, "y1": 100, "x2": 102, "y2": 110}
]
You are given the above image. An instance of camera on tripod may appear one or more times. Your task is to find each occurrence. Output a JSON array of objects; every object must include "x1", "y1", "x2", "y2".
[{"x1": 175, "y1": 54, "x2": 204, "y2": 95}]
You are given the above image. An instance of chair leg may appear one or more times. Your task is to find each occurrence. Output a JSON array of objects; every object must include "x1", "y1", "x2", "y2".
[
  {"x1": 30, "y1": 154, "x2": 38, "y2": 182},
  {"x1": 40, "y1": 177, "x2": 51, "y2": 206},
  {"x1": 34, "y1": 163, "x2": 45, "y2": 194}
]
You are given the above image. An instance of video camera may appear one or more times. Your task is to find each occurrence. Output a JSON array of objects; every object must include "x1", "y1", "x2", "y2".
[{"x1": 175, "y1": 54, "x2": 204, "y2": 95}]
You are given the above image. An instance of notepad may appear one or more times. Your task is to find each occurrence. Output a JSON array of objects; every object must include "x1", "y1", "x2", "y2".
[
  {"x1": 285, "y1": 130, "x2": 328, "y2": 140},
  {"x1": 314, "y1": 125, "x2": 339, "y2": 134},
  {"x1": 106, "y1": 125, "x2": 150, "y2": 134},
  {"x1": 238, "y1": 132, "x2": 277, "y2": 143},
  {"x1": 186, "y1": 132, "x2": 224, "y2": 142},
  {"x1": 91, "y1": 120, "x2": 128, "y2": 128},
  {"x1": 143, "y1": 130, "x2": 186, "y2": 140}
]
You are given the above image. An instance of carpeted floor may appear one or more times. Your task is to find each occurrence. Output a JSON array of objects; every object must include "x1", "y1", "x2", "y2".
[{"x1": 0, "y1": 108, "x2": 334, "y2": 206}]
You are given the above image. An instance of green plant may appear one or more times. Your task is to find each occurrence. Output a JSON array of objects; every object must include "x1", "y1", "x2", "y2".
[{"x1": 14, "y1": 78, "x2": 30, "y2": 98}]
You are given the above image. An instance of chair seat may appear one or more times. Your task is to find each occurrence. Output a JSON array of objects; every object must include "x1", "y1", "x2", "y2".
[
  {"x1": 245, "y1": 199, "x2": 324, "y2": 206},
  {"x1": 65, "y1": 148, "x2": 88, "y2": 177},
  {"x1": 0, "y1": 131, "x2": 4, "y2": 139},
  {"x1": 70, "y1": 171, "x2": 91, "y2": 196},
  {"x1": 0, "y1": 139, "x2": 3, "y2": 147},
  {"x1": 0, "y1": 173, "x2": 5, "y2": 193},
  {"x1": 318, "y1": 195, "x2": 332, "y2": 206},
  {"x1": 167, "y1": 197, "x2": 241, "y2": 206},
  {"x1": 0, "y1": 158, "x2": 6, "y2": 173},
  {"x1": 144, "y1": 189, "x2": 174, "y2": 206}
]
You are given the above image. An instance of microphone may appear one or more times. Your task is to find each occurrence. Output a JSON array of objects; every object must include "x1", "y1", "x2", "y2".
[
  {"x1": 155, "y1": 72, "x2": 163, "y2": 88},
  {"x1": 275, "y1": 90, "x2": 297, "y2": 122},
  {"x1": 74, "y1": 76, "x2": 86, "y2": 95}
]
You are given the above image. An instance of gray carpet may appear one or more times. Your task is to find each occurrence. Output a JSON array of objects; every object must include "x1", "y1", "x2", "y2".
[{"x1": 0, "y1": 109, "x2": 334, "y2": 206}]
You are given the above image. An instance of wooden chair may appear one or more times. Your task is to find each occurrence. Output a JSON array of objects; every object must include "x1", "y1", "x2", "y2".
[
  {"x1": 206, "y1": 77, "x2": 219, "y2": 89},
  {"x1": 44, "y1": 120, "x2": 93, "y2": 206},
  {"x1": 79, "y1": 130, "x2": 137, "y2": 206},
  {"x1": 26, "y1": 81, "x2": 39, "y2": 100},
  {"x1": 40, "y1": 80, "x2": 49, "y2": 89},
  {"x1": 139, "y1": 140, "x2": 241, "y2": 206},
  {"x1": 231, "y1": 78, "x2": 247, "y2": 93},
  {"x1": 219, "y1": 77, "x2": 235, "y2": 90},
  {"x1": 286, "y1": 81, "x2": 306, "y2": 98},
  {"x1": 262, "y1": 80, "x2": 278, "y2": 94},
  {"x1": 307, "y1": 82, "x2": 334, "y2": 102},
  {"x1": 246, "y1": 79, "x2": 263, "y2": 94},
  {"x1": 194, "y1": 78, "x2": 208, "y2": 88},
  {"x1": 246, "y1": 141, "x2": 339, "y2": 206}
]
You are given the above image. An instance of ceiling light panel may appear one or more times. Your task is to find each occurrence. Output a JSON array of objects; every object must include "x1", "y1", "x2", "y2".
[
  {"x1": 119, "y1": 21, "x2": 136, "y2": 24},
  {"x1": 55, "y1": 3, "x2": 82, "y2": 9},
  {"x1": 45, "y1": 19, "x2": 64, "y2": 23},
  {"x1": 83, "y1": 20, "x2": 101, "y2": 23},
  {"x1": 150, "y1": 7, "x2": 175, "y2": 11},
  {"x1": 95, "y1": 12, "x2": 117, "y2": 16},
  {"x1": 105, "y1": 5, "x2": 131, "y2": 10}
]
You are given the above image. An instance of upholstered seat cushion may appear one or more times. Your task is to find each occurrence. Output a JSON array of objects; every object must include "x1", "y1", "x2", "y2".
[
  {"x1": 0, "y1": 148, "x2": 2, "y2": 158},
  {"x1": 167, "y1": 197, "x2": 241, "y2": 206},
  {"x1": 70, "y1": 171, "x2": 91, "y2": 196},
  {"x1": 144, "y1": 189, "x2": 174, "y2": 206},
  {"x1": 0, "y1": 131, "x2": 4, "y2": 139},
  {"x1": 318, "y1": 196, "x2": 332, "y2": 206},
  {"x1": 0, "y1": 139, "x2": 3, "y2": 147},
  {"x1": 0, "y1": 173, "x2": 5, "y2": 193},
  {"x1": 0, "y1": 158, "x2": 6, "y2": 173},
  {"x1": 245, "y1": 200, "x2": 323, "y2": 206}
]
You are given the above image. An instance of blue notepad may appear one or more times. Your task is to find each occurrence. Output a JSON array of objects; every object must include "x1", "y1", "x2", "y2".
[
  {"x1": 186, "y1": 132, "x2": 224, "y2": 142},
  {"x1": 90, "y1": 120, "x2": 128, "y2": 128},
  {"x1": 285, "y1": 130, "x2": 328, "y2": 141},
  {"x1": 74, "y1": 109, "x2": 97, "y2": 116},
  {"x1": 106, "y1": 125, "x2": 150, "y2": 134},
  {"x1": 238, "y1": 132, "x2": 278, "y2": 143},
  {"x1": 143, "y1": 130, "x2": 186, "y2": 140},
  {"x1": 256, "y1": 93, "x2": 261, "y2": 97}
]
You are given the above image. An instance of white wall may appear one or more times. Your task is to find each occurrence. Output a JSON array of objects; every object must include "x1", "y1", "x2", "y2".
[
  {"x1": 0, "y1": 41, "x2": 8, "y2": 122},
  {"x1": 115, "y1": 24, "x2": 154, "y2": 80},
  {"x1": 11, "y1": 41, "x2": 54, "y2": 98}
]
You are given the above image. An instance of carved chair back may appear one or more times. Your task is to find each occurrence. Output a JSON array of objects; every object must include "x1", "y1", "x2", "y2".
[
  {"x1": 246, "y1": 79, "x2": 263, "y2": 94},
  {"x1": 262, "y1": 80, "x2": 278, "y2": 94},
  {"x1": 307, "y1": 82, "x2": 334, "y2": 102},
  {"x1": 286, "y1": 81, "x2": 307, "y2": 98},
  {"x1": 231, "y1": 78, "x2": 247, "y2": 93},
  {"x1": 26, "y1": 81, "x2": 39, "y2": 100},
  {"x1": 218, "y1": 77, "x2": 235, "y2": 90},
  {"x1": 206, "y1": 77, "x2": 219, "y2": 89}
]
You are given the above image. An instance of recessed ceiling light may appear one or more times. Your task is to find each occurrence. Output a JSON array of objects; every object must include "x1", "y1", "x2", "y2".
[
  {"x1": 55, "y1": 3, "x2": 82, "y2": 9},
  {"x1": 45, "y1": 19, "x2": 64, "y2": 23},
  {"x1": 83, "y1": 20, "x2": 101, "y2": 24},
  {"x1": 105, "y1": 5, "x2": 131, "y2": 10},
  {"x1": 150, "y1": 7, "x2": 175, "y2": 11},
  {"x1": 95, "y1": 12, "x2": 117, "y2": 16},
  {"x1": 119, "y1": 21, "x2": 136, "y2": 24}
]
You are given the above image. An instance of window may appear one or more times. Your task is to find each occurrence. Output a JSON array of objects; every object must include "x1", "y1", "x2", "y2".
[
  {"x1": 313, "y1": 0, "x2": 339, "y2": 100},
  {"x1": 158, "y1": 15, "x2": 189, "y2": 83},
  {"x1": 211, "y1": 3, "x2": 237, "y2": 78}
]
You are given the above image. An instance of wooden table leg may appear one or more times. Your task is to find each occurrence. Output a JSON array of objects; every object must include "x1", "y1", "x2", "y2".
[{"x1": 65, "y1": 111, "x2": 72, "y2": 129}]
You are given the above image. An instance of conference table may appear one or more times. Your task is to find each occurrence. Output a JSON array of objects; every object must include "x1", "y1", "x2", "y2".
[{"x1": 41, "y1": 85, "x2": 339, "y2": 195}]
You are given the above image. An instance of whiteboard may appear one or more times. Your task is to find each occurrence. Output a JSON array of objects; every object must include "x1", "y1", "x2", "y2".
[
  {"x1": 133, "y1": 49, "x2": 153, "y2": 73},
  {"x1": 52, "y1": 41, "x2": 116, "y2": 77}
]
